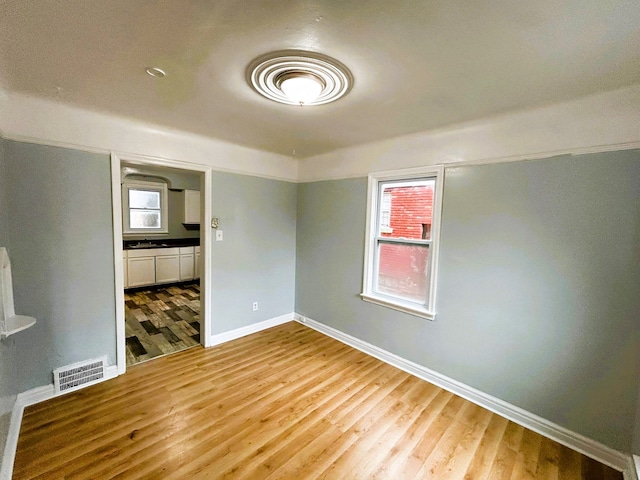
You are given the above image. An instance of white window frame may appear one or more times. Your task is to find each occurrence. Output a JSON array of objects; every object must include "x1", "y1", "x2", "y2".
[
  {"x1": 122, "y1": 179, "x2": 169, "y2": 235},
  {"x1": 379, "y1": 190, "x2": 393, "y2": 233},
  {"x1": 361, "y1": 165, "x2": 444, "y2": 320}
]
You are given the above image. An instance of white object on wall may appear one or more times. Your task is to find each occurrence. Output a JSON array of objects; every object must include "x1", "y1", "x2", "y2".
[{"x1": 0, "y1": 247, "x2": 36, "y2": 338}]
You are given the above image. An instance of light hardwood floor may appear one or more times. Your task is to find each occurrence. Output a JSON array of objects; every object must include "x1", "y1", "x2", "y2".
[{"x1": 14, "y1": 322, "x2": 622, "y2": 479}]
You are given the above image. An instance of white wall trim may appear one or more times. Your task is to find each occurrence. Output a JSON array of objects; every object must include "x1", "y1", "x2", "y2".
[
  {"x1": 632, "y1": 455, "x2": 640, "y2": 480},
  {"x1": 1, "y1": 320, "x2": 635, "y2": 478},
  {"x1": 111, "y1": 152, "x2": 214, "y2": 369},
  {"x1": 3, "y1": 86, "x2": 640, "y2": 185},
  {"x1": 0, "y1": 92, "x2": 298, "y2": 182},
  {"x1": 361, "y1": 165, "x2": 444, "y2": 321},
  {"x1": 297, "y1": 141, "x2": 640, "y2": 183},
  {"x1": 0, "y1": 312, "x2": 291, "y2": 477},
  {"x1": 297, "y1": 84, "x2": 640, "y2": 182},
  {"x1": 201, "y1": 169, "x2": 213, "y2": 348},
  {"x1": 0, "y1": 399, "x2": 22, "y2": 480},
  {"x1": 294, "y1": 314, "x2": 635, "y2": 478},
  {"x1": 209, "y1": 313, "x2": 293, "y2": 347},
  {"x1": 0, "y1": 365, "x2": 118, "y2": 480},
  {"x1": 111, "y1": 154, "x2": 127, "y2": 375}
]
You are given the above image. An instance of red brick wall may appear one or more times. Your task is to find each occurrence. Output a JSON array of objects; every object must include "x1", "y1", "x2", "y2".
[
  {"x1": 378, "y1": 185, "x2": 433, "y2": 301},
  {"x1": 382, "y1": 185, "x2": 433, "y2": 239}
]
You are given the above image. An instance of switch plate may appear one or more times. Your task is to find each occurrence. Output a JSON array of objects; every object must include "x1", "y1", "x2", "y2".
[{"x1": 216, "y1": 230, "x2": 223, "y2": 241}]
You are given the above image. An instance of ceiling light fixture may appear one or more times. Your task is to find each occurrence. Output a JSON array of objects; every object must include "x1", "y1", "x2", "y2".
[
  {"x1": 247, "y1": 50, "x2": 352, "y2": 106},
  {"x1": 145, "y1": 67, "x2": 166, "y2": 78}
]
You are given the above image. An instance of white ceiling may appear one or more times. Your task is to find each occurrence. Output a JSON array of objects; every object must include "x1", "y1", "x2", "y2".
[{"x1": 1, "y1": 1, "x2": 639, "y2": 158}]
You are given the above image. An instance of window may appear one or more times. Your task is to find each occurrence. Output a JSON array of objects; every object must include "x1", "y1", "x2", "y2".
[
  {"x1": 122, "y1": 180, "x2": 169, "y2": 235},
  {"x1": 361, "y1": 166, "x2": 444, "y2": 319}
]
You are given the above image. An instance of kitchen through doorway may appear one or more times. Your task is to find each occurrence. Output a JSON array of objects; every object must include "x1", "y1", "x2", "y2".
[{"x1": 119, "y1": 161, "x2": 206, "y2": 367}]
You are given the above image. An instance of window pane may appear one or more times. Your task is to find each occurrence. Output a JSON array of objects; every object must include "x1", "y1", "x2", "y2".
[
  {"x1": 376, "y1": 243, "x2": 429, "y2": 303},
  {"x1": 379, "y1": 179, "x2": 435, "y2": 240},
  {"x1": 130, "y1": 210, "x2": 161, "y2": 229},
  {"x1": 129, "y1": 189, "x2": 160, "y2": 209}
]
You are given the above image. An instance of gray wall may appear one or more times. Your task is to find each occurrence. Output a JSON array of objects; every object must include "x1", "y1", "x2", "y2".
[
  {"x1": 0, "y1": 138, "x2": 15, "y2": 466},
  {"x1": 0, "y1": 137, "x2": 6, "y2": 241},
  {"x1": 167, "y1": 189, "x2": 201, "y2": 240},
  {"x1": 295, "y1": 151, "x2": 640, "y2": 452},
  {"x1": 635, "y1": 383, "x2": 640, "y2": 454},
  {"x1": 2, "y1": 133, "x2": 637, "y2": 455},
  {"x1": 2, "y1": 139, "x2": 117, "y2": 391},
  {"x1": 0, "y1": 136, "x2": 19, "y2": 405},
  {"x1": 211, "y1": 172, "x2": 297, "y2": 333},
  {"x1": 0, "y1": 139, "x2": 298, "y2": 396}
]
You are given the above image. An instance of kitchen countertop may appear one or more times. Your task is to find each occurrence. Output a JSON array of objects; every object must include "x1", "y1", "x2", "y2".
[{"x1": 123, "y1": 238, "x2": 200, "y2": 250}]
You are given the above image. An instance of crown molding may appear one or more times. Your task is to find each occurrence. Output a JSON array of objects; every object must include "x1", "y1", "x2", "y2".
[
  {"x1": 297, "y1": 84, "x2": 640, "y2": 182},
  {"x1": 0, "y1": 91, "x2": 298, "y2": 183}
]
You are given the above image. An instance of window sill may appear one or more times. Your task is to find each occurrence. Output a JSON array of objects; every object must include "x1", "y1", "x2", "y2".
[{"x1": 360, "y1": 293, "x2": 436, "y2": 320}]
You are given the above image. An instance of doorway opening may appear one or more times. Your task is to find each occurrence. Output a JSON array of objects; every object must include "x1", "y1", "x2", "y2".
[{"x1": 111, "y1": 154, "x2": 212, "y2": 373}]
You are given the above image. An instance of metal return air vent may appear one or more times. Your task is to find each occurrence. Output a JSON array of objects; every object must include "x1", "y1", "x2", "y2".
[{"x1": 53, "y1": 356, "x2": 107, "y2": 394}]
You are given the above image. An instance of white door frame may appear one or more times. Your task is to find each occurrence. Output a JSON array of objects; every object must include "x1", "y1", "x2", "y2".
[{"x1": 111, "y1": 152, "x2": 213, "y2": 375}]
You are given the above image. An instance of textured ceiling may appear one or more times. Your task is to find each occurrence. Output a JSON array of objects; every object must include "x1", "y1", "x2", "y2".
[{"x1": 1, "y1": 0, "x2": 639, "y2": 158}]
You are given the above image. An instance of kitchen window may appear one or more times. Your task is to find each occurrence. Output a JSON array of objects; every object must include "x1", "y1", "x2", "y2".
[
  {"x1": 122, "y1": 180, "x2": 169, "y2": 235},
  {"x1": 361, "y1": 166, "x2": 444, "y2": 319}
]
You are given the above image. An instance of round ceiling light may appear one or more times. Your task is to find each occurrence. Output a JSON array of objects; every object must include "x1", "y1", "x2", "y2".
[{"x1": 247, "y1": 50, "x2": 353, "y2": 106}]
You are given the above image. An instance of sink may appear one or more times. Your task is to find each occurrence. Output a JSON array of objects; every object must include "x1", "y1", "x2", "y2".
[{"x1": 128, "y1": 242, "x2": 169, "y2": 249}]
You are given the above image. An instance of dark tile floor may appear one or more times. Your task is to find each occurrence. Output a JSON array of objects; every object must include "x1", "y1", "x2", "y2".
[{"x1": 124, "y1": 283, "x2": 201, "y2": 366}]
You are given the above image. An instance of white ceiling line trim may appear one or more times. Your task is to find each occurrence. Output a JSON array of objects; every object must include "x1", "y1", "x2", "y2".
[
  {"x1": 2, "y1": 85, "x2": 639, "y2": 184},
  {"x1": 297, "y1": 84, "x2": 640, "y2": 182},
  {"x1": 0, "y1": 91, "x2": 299, "y2": 183},
  {"x1": 1, "y1": 130, "x2": 300, "y2": 183},
  {"x1": 296, "y1": 140, "x2": 640, "y2": 183}
]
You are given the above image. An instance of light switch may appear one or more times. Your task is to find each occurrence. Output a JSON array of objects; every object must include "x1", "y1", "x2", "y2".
[{"x1": 216, "y1": 230, "x2": 224, "y2": 241}]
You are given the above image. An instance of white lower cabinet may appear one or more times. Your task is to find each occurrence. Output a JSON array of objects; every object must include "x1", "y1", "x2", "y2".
[
  {"x1": 155, "y1": 253, "x2": 181, "y2": 284},
  {"x1": 125, "y1": 246, "x2": 199, "y2": 288},
  {"x1": 127, "y1": 256, "x2": 156, "y2": 287},
  {"x1": 179, "y1": 247, "x2": 195, "y2": 281}
]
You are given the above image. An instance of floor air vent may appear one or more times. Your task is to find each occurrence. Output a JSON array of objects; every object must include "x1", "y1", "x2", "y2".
[{"x1": 53, "y1": 356, "x2": 107, "y2": 394}]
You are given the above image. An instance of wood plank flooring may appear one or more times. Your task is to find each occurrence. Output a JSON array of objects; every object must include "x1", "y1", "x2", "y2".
[
  {"x1": 14, "y1": 322, "x2": 622, "y2": 479},
  {"x1": 125, "y1": 283, "x2": 201, "y2": 366}
]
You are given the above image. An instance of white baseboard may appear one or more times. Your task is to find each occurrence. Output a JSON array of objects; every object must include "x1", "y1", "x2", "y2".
[
  {"x1": 1, "y1": 319, "x2": 634, "y2": 479},
  {"x1": 0, "y1": 364, "x2": 119, "y2": 480},
  {"x1": 1, "y1": 317, "x2": 292, "y2": 478},
  {"x1": 209, "y1": 313, "x2": 294, "y2": 347},
  {"x1": 294, "y1": 313, "x2": 634, "y2": 478}
]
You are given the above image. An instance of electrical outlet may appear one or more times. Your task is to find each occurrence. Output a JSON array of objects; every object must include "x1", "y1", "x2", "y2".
[
  {"x1": 216, "y1": 230, "x2": 224, "y2": 241},
  {"x1": 252, "y1": 302, "x2": 258, "y2": 311}
]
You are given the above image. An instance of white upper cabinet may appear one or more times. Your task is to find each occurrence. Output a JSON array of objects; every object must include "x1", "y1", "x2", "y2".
[{"x1": 184, "y1": 190, "x2": 200, "y2": 224}]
